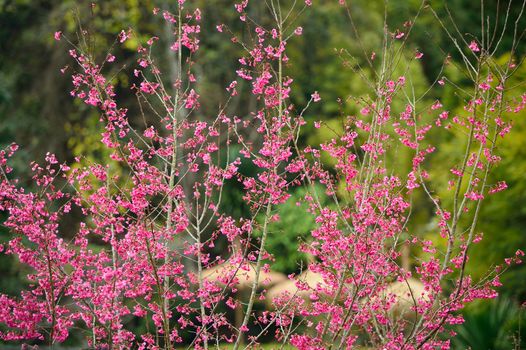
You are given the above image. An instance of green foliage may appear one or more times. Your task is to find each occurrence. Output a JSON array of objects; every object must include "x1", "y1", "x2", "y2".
[
  {"x1": 451, "y1": 298, "x2": 525, "y2": 350},
  {"x1": 260, "y1": 186, "x2": 328, "y2": 274}
]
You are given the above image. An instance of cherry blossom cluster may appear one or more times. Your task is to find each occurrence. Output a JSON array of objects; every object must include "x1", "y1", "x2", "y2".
[{"x1": 0, "y1": 1, "x2": 524, "y2": 349}]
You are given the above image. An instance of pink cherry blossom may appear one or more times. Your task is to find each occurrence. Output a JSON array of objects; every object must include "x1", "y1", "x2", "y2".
[{"x1": 0, "y1": 2, "x2": 523, "y2": 350}]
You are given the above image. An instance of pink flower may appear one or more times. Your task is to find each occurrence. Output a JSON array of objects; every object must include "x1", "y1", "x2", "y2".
[
  {"x1": 1, "y1": 3, "x2": 521, "y2": 349},
  {"x1": 469, "y1": 40, "x2": 480, "y2": 52},
  {"x1": 54, "y1": 31, "x2": 62, "y2": 41},
  {"x1": 143, "y1": 127, "x2": 155, "y2": 138},
  {"x1": 479, "y1": 82, "x2": 490, "y2": 91},
  {"x1": 139, "y1": 81, "x2": 159, "y2": 94},
  {"x1": 489, "y1": 181, "x2": 507, "y2": 194},
  {"x1": 138, "y1": 59, "x2": 149, "y2": 68},
  {"x1": 118, "y1": 29, "x2": 129, "y2": 43},
  {"x1": 185, "y1": 89, "x2": 200, "y2": 109}
]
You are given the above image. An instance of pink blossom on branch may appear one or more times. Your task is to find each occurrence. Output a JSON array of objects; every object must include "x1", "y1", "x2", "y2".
[{"x1": 0, "y1": 1, "x2": 523, "y2": 350}]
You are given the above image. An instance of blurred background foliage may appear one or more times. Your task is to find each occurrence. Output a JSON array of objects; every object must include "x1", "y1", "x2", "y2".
[{"x1": 1, "y1": 0, "x2": 525, "y2": 348}]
